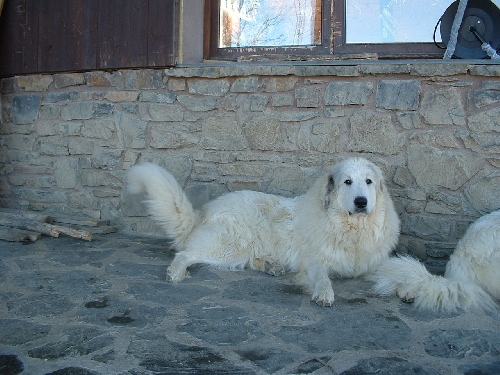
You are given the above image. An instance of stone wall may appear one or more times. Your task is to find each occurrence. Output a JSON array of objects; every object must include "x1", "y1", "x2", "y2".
[{"x1": 1, "y1": 63, "x2": 500, "y2": 270}]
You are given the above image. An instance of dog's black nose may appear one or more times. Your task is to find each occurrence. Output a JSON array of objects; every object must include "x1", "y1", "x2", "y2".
[{"x1": 354, "y1": 196, "x2": 367, "y2": 209}]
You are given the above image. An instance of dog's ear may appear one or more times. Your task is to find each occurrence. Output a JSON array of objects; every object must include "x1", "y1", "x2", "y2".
[{"x1": 322, "y1": 174, "x2": 335, "y2": 209}]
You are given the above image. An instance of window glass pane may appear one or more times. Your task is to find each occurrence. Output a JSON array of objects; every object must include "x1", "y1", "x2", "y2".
[
  {"x1": 219, "y1": 0, "x2": 322, "y2": 48},
  {"x1": 346, "y1": 0, "x2": 456, "y2": 43}
]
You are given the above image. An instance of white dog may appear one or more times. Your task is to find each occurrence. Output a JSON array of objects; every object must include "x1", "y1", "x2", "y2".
[
  {"x1": 127, "y1": 157, "x2": 400, "y2": 306},
  {"x1": 370, "y1": 211, "x2": 500, "y2": 311}
]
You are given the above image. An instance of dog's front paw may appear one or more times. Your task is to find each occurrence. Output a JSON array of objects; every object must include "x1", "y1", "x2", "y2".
[
  {"x1": 312, "y1": 286, "x2": 335, "y2": 307},
  {"x1": 166, "y1": 267, "x2": 189, "y2": 282}
]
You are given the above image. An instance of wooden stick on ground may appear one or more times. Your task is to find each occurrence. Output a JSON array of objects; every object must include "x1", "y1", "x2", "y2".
[{"x1": 0, "y1": 214, "x2": 93, "y2": 241}]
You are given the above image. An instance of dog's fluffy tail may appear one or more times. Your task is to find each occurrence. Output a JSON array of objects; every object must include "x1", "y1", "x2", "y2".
[
  {"x1": 370, "y1": 255, "x2": 495, "y2": 312},
  {"x1": 127, "y1": 163, "x2": 197, "y2": 248}
]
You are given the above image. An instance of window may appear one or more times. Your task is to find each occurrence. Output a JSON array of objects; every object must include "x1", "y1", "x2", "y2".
[{"x1": 206, "y1": 0, "x2": 498, "y2": 60}]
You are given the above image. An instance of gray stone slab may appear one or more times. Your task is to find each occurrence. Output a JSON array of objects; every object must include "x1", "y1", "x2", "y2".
[{"x1": 0, "y1": 232, "x2": 498, "y2": 374}]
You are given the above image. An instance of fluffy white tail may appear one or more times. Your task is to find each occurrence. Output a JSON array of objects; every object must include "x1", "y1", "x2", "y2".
[
  {"x1": 127, "y1": 163, "x2": 197, "y2": 249},
  {"x1": 370, "y1": 255, "x2": 495, "y2": 312}
]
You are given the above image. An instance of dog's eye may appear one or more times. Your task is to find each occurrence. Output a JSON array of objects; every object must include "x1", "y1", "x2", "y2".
[
  {"x1": 344, "y1": 179, "x2": 352, "y2": 185},
  {"x1": 366, "y1": 179, "x2": 372, "y2": 185}
]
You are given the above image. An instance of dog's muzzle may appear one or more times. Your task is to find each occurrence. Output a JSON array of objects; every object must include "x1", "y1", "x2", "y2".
[{"x1": 353, "y1": 196, "x2": 368, "y2": 213}]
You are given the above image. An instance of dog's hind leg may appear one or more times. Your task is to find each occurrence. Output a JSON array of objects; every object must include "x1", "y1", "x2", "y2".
[
  {"x1": 167, "y1": 225, "x2": 251, "y2": 282},
  {"x1": 253, "y1": 257, "x2": 285, "y2": 276},
  {"x1": 167, "y1": 252, "x2": 193, "y2": 282}
]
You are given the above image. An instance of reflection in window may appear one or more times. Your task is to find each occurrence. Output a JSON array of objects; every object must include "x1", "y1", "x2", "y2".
[{"x1": 219, "y1": 0, "x2": 322, "y2": 48}]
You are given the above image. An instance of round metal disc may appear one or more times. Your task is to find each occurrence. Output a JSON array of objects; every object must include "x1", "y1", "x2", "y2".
[{"x1": 440, "y1": 0, "x2": 500, "y2": 58}]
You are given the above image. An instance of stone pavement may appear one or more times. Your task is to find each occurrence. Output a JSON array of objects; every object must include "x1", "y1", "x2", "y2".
[{"x1": 0, "y1": 232, "x2": 499, "y2": 375}]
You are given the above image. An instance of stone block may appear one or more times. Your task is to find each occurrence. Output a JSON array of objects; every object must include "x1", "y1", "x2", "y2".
[
  {"x1": 81, "y1": 170, "x2": 110, "y2": 187},
  {"x1": 11, "y1": 95, "x2": 41, "y2": 124},
  {"x1": 376, "y1": 80, "x2": 420, "y2": 110},
  {"x1": 150, "y1": 122, "x2": 200, "y2": 149},
  {"x1": 230, "y1": 77, "x2": 260, "y2": 93},
  {"x1": 81, "y1": 119, "x2": 115, "y2": 139},
  {"x1": 295, "y1": 86, "x2": 319, "y2": 108},
  {"x1": 426, "y1": 192, "x2": 462, "y2": 214},
  {"x1": 39, "y1": 105, "x2": 60, "y2": 120},
  {"x1": 60, "y1": 122, "x2": 83, "y2": 136},
  {"x1": 401, "y1": 214, "x2": 452, "y2": 241},
  {"x1": 104, "y1": 91, "x2": 138, "y2": 102},
  {"x1": 297, "y1": 122, "x2": 341, "y2": 153},
  {"x1": 2, "y1": 134, "x2": 36, "y2": 150},
  {"x1": 201, "y1": 116, "x2": 247, "y2": 150},
  {"x1": 188, "y1": 79, "x2": 230, "y2": 96},
  {"x1": 324, "y1": 106, "x2": 345, "y2": 118},
  {"x1": 469, "y1": 65, "x2": 500, "y2": 76},
  {"x1": 266, "y1": 166, "x2": 318, "y2": 197},
  {"x1": 185, "y1": 183, "x2": 228, "y2": 209},
  {"x1": 474, "y1": 88, "x2": 500, "y2": 108},
  {"x1": 68, "y1": 138, "x2": 94, "y2": 155},
  {"x1": 85, "y1": 72, "x2": 112, "y2": 87},
  {"x1": 458, "y1": 131, "x2": 500, "y2": 154},
  {"x1": 167, "y1": 78, "x2": 186, "y2": 91},
  {"x1": 54, "y1": 73, "x2": 86, "y2": 88},
  {"x1": 54, "y1": 159, "x2": 79, "y2": 189},
  {"x1": 92, "y1": 149, "x2": 124, "y2": 170},
  {"x1": 294, "y1": 65, "x2": 359, "y2": 77},
  {"x1": 420, "y1": 88, "x2": 465, "y2": 125},
  {"x1": 110, "y1": 70, "x2": 165, "y2": 90},
  {"x1": 347, "y1": 110, "x2": 405, "y2": 155},
  {"x1": 464, "y1": 175, "x2": 500, "y2": 214},
  {"x1": 279, "y1": 111, "x2": 319, "y2": 122},
  {"x1": 261, "y1": 77, "x2": 298, "y2": 92},
  {"x1": 177, "y1": 95, "x2": 217, "y2": 111},
  {"x1": 271, "y1": 94, "x2": 293, "y2": 107},
  {"x1": 44, "y1": 92, "x2": 79, "y2": 103},
  {"x1": 17, "y1": 75, "x2": 53, "y2": 91},
  {"x1": 468, "y1": 107, "x2": 500, "y2": 132},
  {"x1": 242, "y1": 114, "x2": 282, "y2": 151},
  {"x1": 140, "y1": 103, "x2": 184, "y2": 121},
  {"x1": 138, "y1": 153, "x2": 192, "y2": 185},
  {"x1": 35, "y1": 138, "x2": 69, "y2": 156},
  {"x1": 62, "y1": 102, "x2": 94, "y2": 120},
  {"x1": 324, "y1": 82, "x2": 373, "y2": 105},
  {"x1": 139, "y1": 92, "x2": 176, "y2": 103},
  {"x1": 407, "y1": 144, "x2": 483, "y2": 190},
  {"x1": 242, "y1": 94, "x2": 268, "y2": 112},
  {"x1": 1, "y1": 77, "x2": 15, "y2": 93},
  {"x1": 95, "y1": 103, "x2": 114, "y2": 117},
  {"x1": 115, "y1": 111, "x2": 146, "y2": 149},
  {"x1": 396, "y1": 112, "x2": 421, "y2": 129}
]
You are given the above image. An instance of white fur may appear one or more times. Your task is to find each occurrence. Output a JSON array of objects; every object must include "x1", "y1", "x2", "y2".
[
  {"x1": 370, "y1": 211, "x2": 500, "y2": 312},
  {"x1": 127, "y1": 158, "x2": 400, "y2": 306}
]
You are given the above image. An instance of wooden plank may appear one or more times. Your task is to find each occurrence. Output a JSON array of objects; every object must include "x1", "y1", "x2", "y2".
[
  {"x1": 0, "y1": 217, "x2": 93, "y2": 241},
  {"x1": 96, "y1": 0, "x2": 114, "y2": 69},
  {"x1": 24, "y1": 0, "x2": 40, "y2": 72},
  {"x1": 81, "y1": 0, "x2": 99, "y2": 69},
  {"x1": 66, "y1": 0, "x2": 84, "y2": 70},
  {"x1": 0, "y1": 226, "x2": 41, "y2": 242},
  {"x1": 38, "y1": 0, "x2": 53, "y2": 71},
  {"x1": 62, "y1": 224, "x2": 117, "y2": 235},
  {"x1": 148, "y1": 0, "x2": 175, "y2": 66},
  {"x1": 129, "y1": 0, "x2": 149, "y2": 67},
  {"x1": 0, "y1": 209, "x2": 50, "y2": 223},
  {"x1": 48, "y1": 215, "x2": 110, "y2": 227}
]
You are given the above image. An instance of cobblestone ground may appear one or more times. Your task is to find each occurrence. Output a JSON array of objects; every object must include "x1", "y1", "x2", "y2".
[{"x1": 0, "y1": 232, "x2": 499, "y2": 375}]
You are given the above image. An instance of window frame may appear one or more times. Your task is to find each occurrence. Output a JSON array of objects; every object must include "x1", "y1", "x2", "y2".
[
  {"x1": 205, "y1": 0, "x2": 333, "y2": 60},
  {"x1": 205, "y1": 0, "x2": 445, "y2": 61}
]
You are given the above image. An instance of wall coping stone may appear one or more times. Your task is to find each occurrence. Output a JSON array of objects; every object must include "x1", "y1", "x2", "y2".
[{"x1": 167, "y1": 61, "x2": 500, "y2": 78}]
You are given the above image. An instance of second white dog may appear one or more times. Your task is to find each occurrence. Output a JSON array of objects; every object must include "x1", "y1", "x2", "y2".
[
  {"x1": 127, "y1": 157, "x2": 400, "y2": 306},
  {"x1": 370, "y1": 211, "x2": 500, "y2": 311}
]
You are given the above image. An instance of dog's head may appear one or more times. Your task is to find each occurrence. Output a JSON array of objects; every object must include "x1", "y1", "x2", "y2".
[{"x1": 322, "y1": 158, "x2": 386, "y2": 216}]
